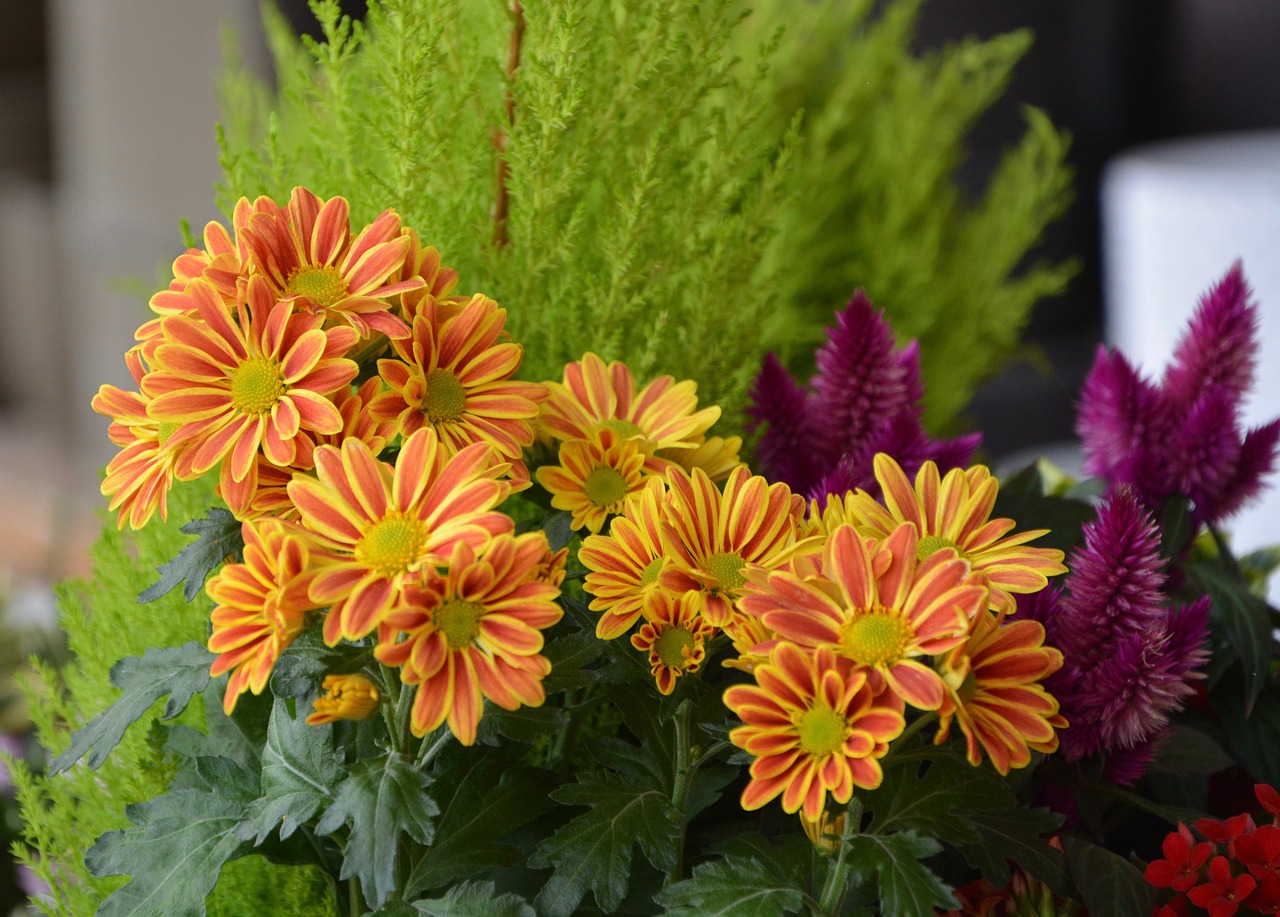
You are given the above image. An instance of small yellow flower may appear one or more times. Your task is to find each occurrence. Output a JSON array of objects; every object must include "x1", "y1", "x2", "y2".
[{"x1": 307, "y1": 674, "x2": 382, "y2": 725}]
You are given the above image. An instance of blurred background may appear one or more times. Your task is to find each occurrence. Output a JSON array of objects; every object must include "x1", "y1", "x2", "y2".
[{"x1": 0, "y1": 2, "x2": 1278, "y2": 907}]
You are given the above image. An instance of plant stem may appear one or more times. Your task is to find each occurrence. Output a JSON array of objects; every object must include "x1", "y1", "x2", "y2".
[
  {"x1": 817, "y1": 797, "x2": 863, "y2": 915},
  {"x1": 415, "y1": 727, "x2": 454, "y2": 768},
  {"x1": 492, "y1": 0, "x2": 524, "y2": 249},
  {"x1": 666, "y1": 699, "x2": 695, "y2": 886}
]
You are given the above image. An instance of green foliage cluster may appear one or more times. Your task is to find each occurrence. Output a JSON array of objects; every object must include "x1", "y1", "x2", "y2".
[{"x1": 217, "y1": 0, "x2": 1073, "y2": 432}]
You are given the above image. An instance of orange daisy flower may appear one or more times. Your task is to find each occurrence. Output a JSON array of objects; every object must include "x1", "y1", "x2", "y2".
[
  {"x1": 630, "y1": 591, "x2": 717, "y2": 695},
  {"x1": 92, "y1": 348, "x2": 188, "y2": 529},
  {"x1": 142, "y1": 276, "x2": 358, "y2": 517},
  {"x1": 369, "y1": 293, "x2": 545, "y2": 469},
  {"x1": 843, "y1": 454, "x2": 1067, "y2": 615},
  {"x1": 239, "y1": 186, "x2": 421, "y2": 339},
  {"x1": 725, "y1": 643, "x2": 905, "y2": 822},
  {"x1": 286, "y1": 428, "x2": 514, "y2": 645},
  {"x1": 658, "y1": 465, "x2": 808, "y2": 628},
  {"x1": 539, "y1": 352, "x2": 721, "y2": 472},
  {"x1": 207, "y1": 518, "x2": 324, "y2": 714},
  {"x1": 934, "y1": 611, "x2": 1066, "y2": 774},
  {"x1": 579, "y1": 476, "x2": 671, "y2": 638},
  {"x1": 660, "y1": 434, "x2": 745, "y2": 483},
  {"x1": 148, "y1": 197, "x2": 254, "y2": 316},
  {"x1": 742, "y1": 523, "x2": 987, "y2": 711},
  {"x1": 535, "y1": 428, "x2": 651, "y2": 534},
  {"x1": 307, "y1": 673, "x2": 382, "y2": 725},
  {"x1": 375, "y1": 533, "x2": 563, "y2": 745}
]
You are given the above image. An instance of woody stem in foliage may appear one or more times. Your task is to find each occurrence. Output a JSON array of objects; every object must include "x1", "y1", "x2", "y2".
[{"x1": 492, "y1": 0, "x2": 524, "y2": 249}]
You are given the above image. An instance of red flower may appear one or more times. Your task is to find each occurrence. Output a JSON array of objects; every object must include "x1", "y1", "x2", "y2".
[
  {"x1": 1258, "y1": 784, "x2": 1280, "y2": 820},
  {"x1": 1187, "y1": 856, "x2": 1258, "y2": 917},
  {"x1": 1197, "y1": 814, "x2": 1257, "y2": 844},
  {"x1": 1146, "y1": 824, "x2": 1214, "y2": 893},
  {"x1": 1244, "y1": 870, "x2": 1280, "y2": 915},
  {"x1": 1235, "y1": 824, "x2": 1280, "y2": 879}
]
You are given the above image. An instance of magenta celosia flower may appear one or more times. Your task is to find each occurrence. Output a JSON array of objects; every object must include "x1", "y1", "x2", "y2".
[
  {"x1": 1020, "y1": 489, "x2": 1210, "y2": 778},
  {"x1": 1078, "y1": 261, "x2": 1280, "y2": 526},
  {"x1": 749, "y1": 291, "x2": 979, "y2": 499}
]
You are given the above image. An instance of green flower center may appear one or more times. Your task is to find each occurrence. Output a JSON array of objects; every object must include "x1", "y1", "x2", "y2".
[
  {"x1": 916, "y1": 534, "x2": 962, "y2": 562},
  {"x1": 356, "y1": 513, "x2": 426, "y2": 579},
  {"x1": 654, "y1": 625, "x2": 696, "y2": 668},
  {"x1": 797, "y1": 705, "x2": 849, "y2": 758},
  {"x1": 704, "y1": 551, "x2": 745, "y2": 590},
  {"x1": 433, "y1": 599, "x2": 485, "y2": 650},
  {"x1": 156, "y1": 421, "x2": 181, "y2": 446},
  {"x1": 421, "y1": 368, "x2": 467, "y2": 422},
  {"x1": 600, "y1": 418, "x2": 644, "y2": 438},
  {"x1": 638, "y1": 557, "x2": 664, "y2": 588},
  {"x1": 839, "y1": 607, "x2": 912, "y2": 668},
  {"x1": 230, "y1": 357, "x2": 286, "y2": 416},
  {"x1": 285, "y1": 264, "x2": 348, "y2": 309},
  {"x1": 583, "y1": 466, "x2": 629, "y2": 508}
]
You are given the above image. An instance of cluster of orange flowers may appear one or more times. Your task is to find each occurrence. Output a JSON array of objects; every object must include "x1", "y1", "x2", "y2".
[{"x1": 580, "y1": 454, "x2": 1071, "y2": 825}]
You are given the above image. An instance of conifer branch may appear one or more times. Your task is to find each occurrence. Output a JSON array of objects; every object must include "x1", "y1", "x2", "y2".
[{"x1": 492, "y1": 0, "x2": 524, "y2": 250}]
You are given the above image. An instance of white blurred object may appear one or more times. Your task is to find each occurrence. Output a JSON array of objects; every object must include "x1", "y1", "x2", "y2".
[{"x1": 1102, "y1": 130, "x2": 1280, "y2": 604}]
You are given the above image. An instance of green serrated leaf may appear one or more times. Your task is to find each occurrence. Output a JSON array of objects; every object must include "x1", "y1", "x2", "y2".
[
  {"x1": 407, "y1": 756, "x2": 555, "y2": 896},
  {"x1": 138, "y1": 506, "x2": 244, "y2": 603},
  {"x1": 1059, "y1": 835, "x2": 1156, "y2": 917},
  {"x1": 237, "y1": 699, "x2": 344, "y2": 844},
  {"x1": 865, "y1": 754, "x2": 1006, "y2": 842},
  {"x1": 529, "y1": 770, "x2": 679, "y2": 916},
  {"x1": 85, "y1": 780, "x2": 253, "y2": 917},
  {"x1": 1186, "y1": 560, "x2": 1274, "y2": 714},
  {"x1": 542, "y1": 629, "x2": 605, "y2": 692},
  {"x1": 845, "y1": 833, "x2": 956, "y2": 917},
  {"x1": 956, "y1": 807, "x2": 1070, "y2": 899},
  {"x1": 412, "y1": 880, "x2": 536, "y2": 917},
  {"x1": 316, "y1": 752, "x2": 438, "y2": 909},
  {"x1": 50, "y1": 641, "x2": 214, "y2": 774},
  {"x1": 1147, "y1": 723, "x2": 1235, "y2": 778},
  {"x1": 656, "y1": 855, "x2": 806, "y2": 917}
]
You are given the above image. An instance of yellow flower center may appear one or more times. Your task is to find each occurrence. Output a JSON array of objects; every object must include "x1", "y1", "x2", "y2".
[
  {"x1": 654, "y1": 625, "x2": 695, "y2": 668},
  {"x1": 433, "y1": 599, "x2": 485, "y2": 650},
  {"x1": 230, "y1": 357, "x2": 286, "y2": 416},
  {"x1": 797, "y1": 704, "x2": 849, "y2": 758},
  {"x1": 704, "y1": 551, "x2": 745, "y2": 590},
  {"x1": 421, "y1": 368, "x2": 467, "y2": 422},
  {"x1": 583, "y1": 466, "x2": 629, "y2": 508},
  {"x1": 638, "y1": 556, "x2": 664, "y2": 587},
  {"x1": 355, "y1": 513, "x2": 426, "y2": 579},
  {"x1": 839, "y1": 606, "x2": 913, "y2": 668},
  {"x1": 916, "y1": 534, "x2": 962, "y2": 561},
  {"x1": 285, "y1": 264, "x2": 348, "y2": 309}
]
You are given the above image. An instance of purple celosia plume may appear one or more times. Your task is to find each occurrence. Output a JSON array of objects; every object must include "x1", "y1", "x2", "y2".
[
  {"x1": 1020, "y1": 488, "x2": 1210, "y2": 781},
  {"x1": 748, "y1": 290, "x2": 980, "y2": 499},
  {"x1": 1077, "y1": 261, "x2": 1280, "y2": 526}
]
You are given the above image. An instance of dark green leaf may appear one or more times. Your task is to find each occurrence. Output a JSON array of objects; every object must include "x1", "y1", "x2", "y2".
[
  {"x1": 50, "y1": 641, "x2": 214, "y2": 774},
  {"x1": 1159, "y1": 496, "x2": 1196, "y2": 559},
  {"x1": 529, "y1": 770, "x2": 679, "y2": 916},
  {"x1": 1060, "y1": 835, "x2": 1156, "y2": 917},
  {"x1": 1212, "y1": 678, "x2": 1280, "y2": 787},
  {"x1": 711, "y1": 833, "x2": 815, "y2": 890},
  {"x1": 846, "y1": 833, "x2": 956, "y2": 917},
  {"x1": 365, "y1": 902, "x2": 419, "y2": 917},
  {"x1": 237, "y1": 699, "x2": 344, "y2": 844},
  {"x1": 316, "y1": 752, "x2": 439, "y2": 909},
  {"x1": 541, "y1": 629, "x2": 604, "y2": 692},
  {"x1": 483, "y1": 704, "x2": 570, "y2": 745},
  {"x1": 956, "y1": 807, "x2": 1070, "y2": 899},
  {"x1": 138, "y1": 506, "x2": 244, "y2": 603},
  {"x1": 1147, "y1": 723, "x2": 1235, "y2": 778},
  {"x1": 993, "y1": 463, "x2": 1095, "y2": 555},
  {"x1": 412, "y1": 881, "x2": 536, "y2": 917},
  {"x1": 407, "y1": 757, "x2": 555, "y2": 896},
  {"x1": 656, "y1": 855, "x2": 806, "y2": 917},
  {"x1": 1186, "y1": 560, "x2": 1273, "y2": 714},
  {"x1": 85, "y1": 770, "x2": 255, "y2": 917},
  {"x1": 865, "y1": 754, "x2": 1005, "y2": 842},
  {"x1": 542, "y1": 511, "x2": 575, "y2": 552}
]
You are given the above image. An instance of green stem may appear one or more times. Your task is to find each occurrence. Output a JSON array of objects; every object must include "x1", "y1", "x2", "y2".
[
  {"x1": 415, "y1": 727, "x2": 454, "y2": 768},
  {"x1": 1209, "y1": 524, "x2": 1243, "y2": 577},
  {"x1": 665, "y1": 699, "x2": 695, "y2": 886},
  {"x1": 817, "y1": 797, "x2": 863, "y2": 915}
]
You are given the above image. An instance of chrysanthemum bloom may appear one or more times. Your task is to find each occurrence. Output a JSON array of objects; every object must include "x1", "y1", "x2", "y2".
[
  {"x1": 539, "y1": 352, "x2": 722, "y2": 473},
  {"x1": 369, "y1": 292, "x2": 545, "y2": 471},
  {"x1": 748, "y1": 291, "x2": 980, "y2": 501},
  {"x1": 743, "y1": 523, "x2": 986, "y2": 711},
  {"x1": 207, "y1": 518, "x2": 325, "y2": 714},
  {"x1": 933, "y1": 610, "x2": 1066, "y2": 774},
  {"x1": 287, "y1": 428, "x2": 515, "y2": 645},
  {"x1": 838, "y1": 454, "x2": 1066, "y2": 615},
  {"x1": 375, "y1": 533, "x2": 563, "y2": 745},
  {"x1": 658, "y1": 465, "x2": 808, "y2": 629},
  {"x1": 148, "y1": 197, "x2": 254, "y2": 315},
  {"x1": 659, "y1": 434, "x2": 745, "y2": 483},
  {"x1": 535, "y1": 428, "x2": 651, "y2": 534},
  {"x1": 579, "y1": 476, "x2": 671, "y2": 638},
  {"x1": 143, "y1": 275, "x2": 359, "y2": 516},
  {"x1": 725, "y1": 643, "x2": 905, "y2": 821},
  {"x1": 306, "y1": 674, "x2": 382, "y2": 725},
  {"x1": 1077, "y1": 261, "x2": 1280, "y2": 526},
  {"x1": 630, "y1": 590, "x2": 716, "y2": 695},
  {"x1": 239, "y1": 186, "x2": 423, "y2": 339},
  {"x1": 92, "y1": 348, "x2": 188, "y2": 529}
]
